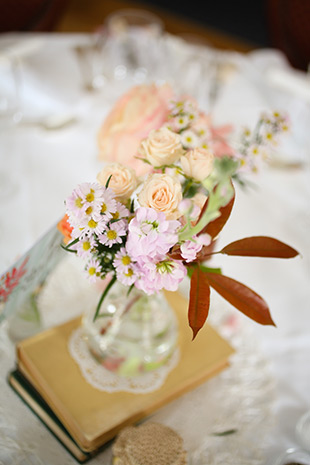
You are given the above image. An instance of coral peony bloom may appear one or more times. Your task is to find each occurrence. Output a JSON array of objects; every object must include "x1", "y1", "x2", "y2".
[{"x1": 97, "y1": 83, "x2": 174, "y2": 176}]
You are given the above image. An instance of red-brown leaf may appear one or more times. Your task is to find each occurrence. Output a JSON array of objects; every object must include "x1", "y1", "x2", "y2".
[
  {"x1": 220, "y1": 236, "x2": 299, "y2": 258},
  {"x1": 188, "y1": 268, "x2": 211, "y2": 339},
  {"x1": 205, "y1": 272, "x2": 276, "y2": 326},
  {"x1": 193, "y1": 240, "x2": 217, "y2": 262},
  {"x1": 198, "y1": 185, "x2": 235, "y2": 239},
  {"x1": 167, "y1": 245, "x2": 183, "y2": 261}
]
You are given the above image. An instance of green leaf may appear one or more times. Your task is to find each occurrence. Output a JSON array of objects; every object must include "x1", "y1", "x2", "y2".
[
  {"x1": 198, "y1": 185, "x2": 235, "y2": 239},
  {"x1": 211, "y1": 429, "x2": 238, "y2": 437},
  {"x1": 60, "y1": 244, "x2": 77, "y2": 253},
  {"x1": 134, "y1": 156, "x2": 151, "y2": 165},
  {"x1": 127, "y1": 283, "x2": 135, "y2": 296},
  {"x1": 200, "y1": 266, "x2": 222, "y2": 274},
  {"x1": 105, "y1": 174, "x2": 113, "y2": 188},
  {"x1": 188, "y1": 267, "x2": 211, "y2": 339},
  {"x1": 61, "y1": 237, "x2": 79, "y2": 252},
  {"x1": 220, "y1": 236, "x2": 299, "y2": 258},
  {"x1": 205, "y1": 272, "x2": 276, "y2": 326}
]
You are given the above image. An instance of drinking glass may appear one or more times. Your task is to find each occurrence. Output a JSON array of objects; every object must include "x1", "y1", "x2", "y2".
[
  {"x1": 101, "y1": 8, "x2": 165, "y2": 84},
  {"x1": 73, "y1": 34, "x2": 107, "y2": 92}
]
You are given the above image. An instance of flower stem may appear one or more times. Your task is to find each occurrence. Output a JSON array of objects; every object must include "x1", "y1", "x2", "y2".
[{"x1": 93, "y1": 274, "x2": 117, "y2": 322}]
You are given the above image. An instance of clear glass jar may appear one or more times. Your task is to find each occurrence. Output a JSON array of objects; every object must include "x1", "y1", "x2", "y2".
[
  {"x1": 81, "y1": 282, "x2": 178, "y2": 376},
  {"x1": 274, "y1": 447, "x2": 310, "y2": 465}
]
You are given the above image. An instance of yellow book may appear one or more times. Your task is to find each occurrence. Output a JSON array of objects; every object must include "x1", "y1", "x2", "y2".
[{"x1": 15, "y1": 291, "x2": 234, "y2": 454}]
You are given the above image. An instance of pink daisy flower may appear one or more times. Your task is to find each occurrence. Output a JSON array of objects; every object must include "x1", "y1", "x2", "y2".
[
  {"x1": 65, "y1": 187, "x2": 85, "y2": 219},
  {"x1": 98, "y1": 220, "x2": 127, "y2": 247},
  {"x1": 111, "y1": 202, "x2": 129, "y2": 221},
  {"x1": 79, "y1": 182, "x2": 104, "y2": 207},
  {"x1": 76, "y1": 236, "x2": 96, "y2": 259},
  {"x1": 80, "y1": 215, "x2": 107, "y2": 237},
  {"x1": 85, "y1": 258, "x2": 101, "y2": 283},
  {"x1": 99, "y1": 188, "x2": 118, "y2": 220},
  {"x1": 113, "y1": 247, "x2": 133, "y2": 272},
  {"x1": 117, "y1": 264, "x2": 139, "y2": 286}
]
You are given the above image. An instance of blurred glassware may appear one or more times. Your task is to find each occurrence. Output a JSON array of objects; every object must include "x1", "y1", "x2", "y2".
[
  {"x1": 101, "y1": 8, "x2": 165, "y2": 84},
  {"x1": 0, "y1": 54, "x2": 22, "y2": 123},
  {"x1": 274, "y1": 447, "x2": 310, "y2": 465},
  {"x1": 172, "y1": 35, "x2": 237, "y2": 112},
  {"x1": 0, "y1": 36, "x2": 45, "y2": 125},
  {"x1": 0, "y1": 53, "x2": 23, "y2": 200},
  {"x1": 73, "y1": 34, "x2": 107, "y2": 92},
  {"x1": 296, "y1": 410, "x2": 310, "y2": 452}
]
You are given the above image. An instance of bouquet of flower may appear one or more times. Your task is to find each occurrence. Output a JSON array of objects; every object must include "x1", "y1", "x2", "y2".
[{"x1": 59, "y1": 84, "x2": 298, "y2": 339}]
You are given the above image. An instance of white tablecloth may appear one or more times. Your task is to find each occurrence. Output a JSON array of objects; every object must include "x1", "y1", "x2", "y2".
[{"x1": 0, "y1": 32, "x2": 310, "y2": 464}]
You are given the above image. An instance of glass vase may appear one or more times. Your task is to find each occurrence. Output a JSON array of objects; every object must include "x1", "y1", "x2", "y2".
[{"x1": 81, "y1": 282, "x2": 179, "y2": 376}]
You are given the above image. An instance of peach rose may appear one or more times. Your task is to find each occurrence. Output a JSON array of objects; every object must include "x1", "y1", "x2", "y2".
[
  {"x1": 139, "y1": 127, "x2": 184, "y2": 167},
  {"x1": 97, "y1": 163, "x2": 138, "y2": 201},
  {"x1": 138, "y1": 173, "x2": 182, "y2": 220},
  {"x1": 180, "y1": 148, "x2": 214, "y2": 182},
  {"x1": 97, "y1": 83, "x2": 174, "y2": 176}
]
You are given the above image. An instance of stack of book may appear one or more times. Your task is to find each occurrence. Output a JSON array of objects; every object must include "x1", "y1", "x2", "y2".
[{"x1": 8, "y1": 291, "x2": 234, "y2": 463}]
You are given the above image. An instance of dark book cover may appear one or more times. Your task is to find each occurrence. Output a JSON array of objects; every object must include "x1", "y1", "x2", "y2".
[{"x1": 7, "y1": 369, "x2": 105, "y2": 463}]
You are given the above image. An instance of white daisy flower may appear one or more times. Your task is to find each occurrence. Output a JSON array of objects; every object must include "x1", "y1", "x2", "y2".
[
  {"x1": 169, "y1": 100, "x2": 185, "y2": 116},
  {"x1": 174, "y1": 114, "x2": 189, "y2": 130},
  {"x1": 181, "y1": 129, "x2": 199, "y2": 149},
  {"x1": 195, "y1": 126, "x2": 211, "y2": 139}
]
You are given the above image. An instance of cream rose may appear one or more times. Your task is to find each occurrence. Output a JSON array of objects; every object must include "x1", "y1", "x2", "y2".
[
  {"x1": 139, "y1": 127, "x2": 184, "y2": 167},
  {"x1": 138, "y1": 173, "x2": 182, "y2": 219},
  {"x1": 97, "y1": 163, "x2": 138, "y2": 201},
  {"x1": 180, "y1": 148, "x2": 214, "y2": 182}
]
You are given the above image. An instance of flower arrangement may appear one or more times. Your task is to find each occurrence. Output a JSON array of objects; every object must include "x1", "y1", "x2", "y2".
[{"x1": 60, "y1": 84, "x2": 298, "y2": 339}]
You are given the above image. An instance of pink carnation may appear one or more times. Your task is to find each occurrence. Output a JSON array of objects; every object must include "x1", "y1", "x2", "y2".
[
  {"x1": 135, "y1": 256, "x2": 186, "y2": 295},
  {"x1": 126, "y1": 207, "x2": 180, "y2": 260},
  {"x1": 180, "y1": 234, "x2": 211, "y2": 263}
]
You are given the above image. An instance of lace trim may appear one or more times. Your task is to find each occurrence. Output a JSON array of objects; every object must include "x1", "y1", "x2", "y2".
[{"x1": 68, "y1": 327, "x2": 180, "y2": 393}]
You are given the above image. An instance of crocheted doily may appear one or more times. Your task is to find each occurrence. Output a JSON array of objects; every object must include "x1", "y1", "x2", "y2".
[{"x1": 68, "y1": 327, "x2": 180, "y2": 393}]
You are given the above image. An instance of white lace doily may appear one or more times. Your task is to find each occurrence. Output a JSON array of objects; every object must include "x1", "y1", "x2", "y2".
[
  {"x1": 0, "y1": 254, "x2": 276, "y2": 465},
  {"x1": 68, "y1": 327, "x2": 180, "y2": 393}
]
